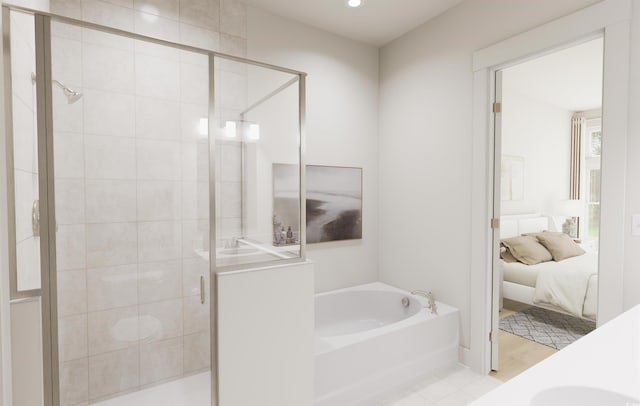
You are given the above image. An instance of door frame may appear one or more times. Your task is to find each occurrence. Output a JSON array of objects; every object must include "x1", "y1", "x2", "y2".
[{"x1": 469, "y1": 0, "x2": 631, "y2": 373}]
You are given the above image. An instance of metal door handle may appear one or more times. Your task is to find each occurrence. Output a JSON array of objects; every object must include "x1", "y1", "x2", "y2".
[
  {"x1": 200, "y1": 275, "x2": 205, "y2": 304},
  {"x1": 32, "y1": 200, "x2": 40, "y2": 237}
]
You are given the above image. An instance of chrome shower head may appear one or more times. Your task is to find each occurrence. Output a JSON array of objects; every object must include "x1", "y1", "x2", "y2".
[{"x1": 53, "y1": 80, "x2": 83, "y2": 104}]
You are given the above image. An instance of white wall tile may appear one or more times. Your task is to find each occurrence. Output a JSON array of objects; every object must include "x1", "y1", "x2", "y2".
[
  {"x1": 135, "y1": 96, "x2": 180, "y2": 140},
  {"x1": 101, "y1": 0, "x2": 133, "y2": 8},
  {"x1": 88, "y1": 306, "x2": 138, "y2": 355},
  {"x1": 180, "y1": 62, "x2": 208, "y2": 105},
  {"x1": 138, "y1": 260, "x2": 182, "y2": 303},
  {"x1": 82, "y1": 0, "x2": 134, "y2": 32},
  {"x1": 85, "y1": 179, "x2": 137, "y2": 223},
  {"x1": 137, "y1": 180, "x2": 181, "y2": 221},
  {"x1": 134, "y1": 39, "x2": 180, "y2": 61},
  {"x1": 52, "y1": 21, "x2": 83, "y2": 40},
  {"x1": 182, "y1": 257, "x2": 208, "y2": 297},
  {"x1": 181, "y1": 181, "x2": 209, "y2": 220},
  {"x1": 180, "y1": 103, "x2": 208, "y2": 143},
  {"x1": 58, "y1": 314, "x2": 88, "y2": 362},
  {"x1": 51, "y1": 0, "x2": 82, "y2": 19},
  {"x1": 216, "y1": 217, "x2": 241, "y2": 239},
  {"x1": 9, "y1": 34, "x2": 35, "y2": 115},
  {"x1": 178, "y1": 0, "x2": 219, "y2": 31},
  {"x1": 89, "y1": 347, "x2": 139, "y2": 400},
  {"x1": 82, "y1": 41, "x2": 135, "y2": 93},
  {"x1": 55, "y1": 178, "x2": 85, "y2": 225},
  {"x1": 138, "y1": 221, "x2": 182, "y2": 262},
  {"x1": 135, "y1": 54, "x2": 180, "y2": 100},
  {"x1": 136, "y1": 139, "x2": 181, "y2": 180},
  {"x1": 182, "y1": 219, "x2": 209, "y2": 258},
  {"x1": 59, "y1": 358, "x2": 89, "y2": 406},
  {"x1": 134, "y1": 11, "x2": 180, "y2": 43},
  {"x1": 52, "y1": 84, "x2": 84, "y2": 133},
  {"x1": 51, "y1": 36, "x2": 83, "y2": 89},
  {"x1": 220, "y1": 0, "x2": 245, "y2": 39},
  {"x1": 54, "y1": 132, "x2": 85, "y2": 179},
  {"x1": 56, "y1": 224, "x2": 87, "y2": 271},
  {"x1": 219, "y1": 181, "x2": 241, "y2": 218},
  {"x1": 86, "y1": 222, "x2": 138, "y2": 267},
  {"x1": 139, "y1": 298, "x2": 183, "y2": 342},
  {"x1": 183, "y1": 294, "x2": 209, "y2": 335},
  {"x1": 134, "y1": 0, "x2": 179, "y2": 20},
  {"x1": 139, "y1": 337, "x2": 183, "y2": 386},
  {"x1": 57, "y1": 270, "x2": 87, "y2": 317},
  {"x1": 220, "y1": 33, "x2": 246, "y2": 59},
  {"x1": 85, "y1": 135, "x2": 136, "y2": 180},
  {"x1": 183, "y1": 331, "x2": 210, "y2": 373},
  {"x1": 179, "y1": 23, "x2": 219, "y2": 52},
  {"x1": 83, "y1": 89, "x2": 135, "y2": 137},
  {"x1": 11, "y1": 100, "x2": 37, "y2": 174},
  {"x1": 216, "y1": 70, "x2": 247, "y2": 110},
  {"x1": 16, "y1": 238, "x2": 41, "y2": 291},
  {"x1": 82, "y1": 27, "x2": 134, "y2": 50},
  {"x1": 219, "y1": 143, "x2": 241, "y2": 182},
  {"x1": 87, "y1": 264, "x2": 138, "y2": 311}
]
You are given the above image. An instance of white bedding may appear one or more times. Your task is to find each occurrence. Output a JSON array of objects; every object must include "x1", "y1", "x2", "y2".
[
  {"x1": 502, "y1": 252, "x2": 599, "y2": 320},
  {"x1": 532, "y1": 252, "x2": 598, "y2": 318}
]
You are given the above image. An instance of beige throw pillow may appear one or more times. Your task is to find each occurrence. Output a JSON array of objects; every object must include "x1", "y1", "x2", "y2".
[
  {"x1": 500, "y1": 236, "x2": 553, "y2": 265},
  {"x1": 534, "y1": 231, "x2": 586, "y2": 261},
  {"x1": 500, "y1": 245, "x2": 518, "y2": 263}
]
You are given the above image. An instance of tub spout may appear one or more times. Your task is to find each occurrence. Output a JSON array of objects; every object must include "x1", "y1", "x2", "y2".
[{"x1": 410, "y1": 290, "x2": 438, "y2": 315}]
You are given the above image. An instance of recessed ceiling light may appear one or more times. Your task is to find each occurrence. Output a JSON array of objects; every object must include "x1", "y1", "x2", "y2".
[{"x1": 347, "y1": 0, "x2": 362, "y2": 8}]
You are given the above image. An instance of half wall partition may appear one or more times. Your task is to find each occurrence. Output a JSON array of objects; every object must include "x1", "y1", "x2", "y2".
[{"x1": 2, "y1": 5, "x2": 306, "y2": 405}]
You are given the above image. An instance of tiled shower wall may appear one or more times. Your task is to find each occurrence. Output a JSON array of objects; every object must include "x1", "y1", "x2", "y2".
[{"x1": 45, "y1": 0, "x2": 246, "y2": 403}]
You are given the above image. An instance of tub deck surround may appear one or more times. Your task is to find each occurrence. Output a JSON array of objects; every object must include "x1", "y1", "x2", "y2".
[
  {"x1": 470, "y1": 304, "x2": 640, "y2": 405},
  {"x1": 315, "y1": 282, "x2": 460, "y2": 406}
]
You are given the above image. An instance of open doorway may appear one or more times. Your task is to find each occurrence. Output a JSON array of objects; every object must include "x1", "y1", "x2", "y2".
[{"x1": 490, "y1": 37, "x2": 604, "y2": 381}]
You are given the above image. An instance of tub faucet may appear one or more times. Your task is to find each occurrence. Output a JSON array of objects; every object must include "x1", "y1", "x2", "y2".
[
  {"x1": 411, "y1": 290, "x2": 438, "y2": 315},
  {"x1": 225, "y1": 237, "x2": 239, "y2": 248}
]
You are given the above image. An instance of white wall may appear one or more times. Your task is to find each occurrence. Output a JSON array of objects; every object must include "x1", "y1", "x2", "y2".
[
  {"x1": 500, "y1": 85, "x2": 573, "y2": 216},
  {"x1": 378, "y1": 0, "x2": 601, "y2": 350},
  {"x1": 246, "y1": 8, "x2": 380, "y2": 292},
  {"x1": 217, "y1": 262, "x2": 314, "y2": 406},
  {"x1": 624, "y1": 1, "x2": 640, "y2": 309}
]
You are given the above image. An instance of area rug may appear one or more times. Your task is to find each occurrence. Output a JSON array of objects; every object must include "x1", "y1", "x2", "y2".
[{"x1": 499, "y1": 306, "x2": 596, "y2": 350}]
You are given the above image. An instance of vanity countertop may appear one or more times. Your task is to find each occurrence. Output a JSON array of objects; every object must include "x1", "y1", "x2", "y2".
[{"x1": 470, "y1": 304, "x2": 640, "y2": 405}]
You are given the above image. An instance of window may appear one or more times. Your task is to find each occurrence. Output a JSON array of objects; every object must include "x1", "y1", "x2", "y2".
[{"x1": 584, "y1": 118, "x2": 601, "y2": 240}]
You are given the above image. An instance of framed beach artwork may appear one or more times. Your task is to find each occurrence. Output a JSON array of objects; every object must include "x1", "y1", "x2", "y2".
[{"x1": 306, "y1": 165, "x2": 362, "y2": 244}]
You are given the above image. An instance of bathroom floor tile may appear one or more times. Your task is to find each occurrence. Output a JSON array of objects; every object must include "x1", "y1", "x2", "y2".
[{"x1": 382, "y1": 364, "x2": 503, "y2": 406}]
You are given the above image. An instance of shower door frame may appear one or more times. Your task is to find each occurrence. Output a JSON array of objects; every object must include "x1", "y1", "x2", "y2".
[{"x1": 1, "y1": 5, "x2": 308, "y2": 405}]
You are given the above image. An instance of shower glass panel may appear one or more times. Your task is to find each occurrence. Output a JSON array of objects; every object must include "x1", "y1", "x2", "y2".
[
  {"x1": 214, "y1": 57, "x2": 302, "y2": 268},
  {"x1": 6, "y1": 9, "x2": 41, "y2": 294},
  {"x1": 50, "y1": 20, "x2": 211, "y2": 405}
]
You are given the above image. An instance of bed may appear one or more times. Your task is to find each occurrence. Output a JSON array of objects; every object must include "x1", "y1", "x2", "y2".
[{"x1": 500, "y1": 214, "x2": 598, "y2": 321}]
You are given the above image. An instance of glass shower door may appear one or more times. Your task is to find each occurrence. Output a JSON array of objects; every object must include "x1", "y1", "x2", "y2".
[{"x1": 49, "y1": 20, "x2": 212, "y2": 405}]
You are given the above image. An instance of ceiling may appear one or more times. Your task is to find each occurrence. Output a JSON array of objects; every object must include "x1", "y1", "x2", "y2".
[
  {"x1": 504, "y1": 38, "x2": 604, "y2": 112},
  {"x1": 241, "y1": 0, "x2": 465, "y2": 46}
]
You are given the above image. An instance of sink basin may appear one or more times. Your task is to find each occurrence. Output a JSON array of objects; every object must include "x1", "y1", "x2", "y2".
[
  {"x1": 218, "y1": 247, "x2": 259, "y2": 256},
  {"x1": 530, "y1": 386, "x2": 640, "y2": 406}
]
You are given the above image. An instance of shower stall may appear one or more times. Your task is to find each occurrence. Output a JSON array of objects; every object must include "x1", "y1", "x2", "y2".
[{"x1": 2, "y1": 5, "x2": 306, "y2": 405}]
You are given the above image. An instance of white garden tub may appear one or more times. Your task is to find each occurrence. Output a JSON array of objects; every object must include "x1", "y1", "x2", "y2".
[{"x1": 315, "y1": 282, "x2": 460, "y2": 406}]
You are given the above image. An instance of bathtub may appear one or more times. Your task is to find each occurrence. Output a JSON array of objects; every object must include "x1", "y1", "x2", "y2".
[{"x1": 315, "y1": 282, "x2": 460, "y2": 406}]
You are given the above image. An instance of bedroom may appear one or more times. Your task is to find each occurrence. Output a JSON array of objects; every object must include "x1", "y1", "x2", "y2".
[{"x1": 494, "y1": 37, "x2": 603, "y2": 379}]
